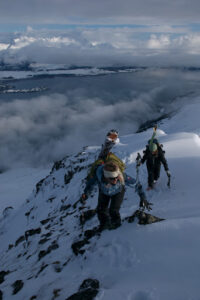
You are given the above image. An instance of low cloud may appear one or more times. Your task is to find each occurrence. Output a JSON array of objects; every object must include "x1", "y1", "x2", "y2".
[{"x1": 0, "y1": 69, "x2": 195, "y2": 170}]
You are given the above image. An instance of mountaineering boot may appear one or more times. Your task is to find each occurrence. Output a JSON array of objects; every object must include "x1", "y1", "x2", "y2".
[
  {"x1": 109, "y1": 220, "x2": 121, "y2": 230},
  {"x1": 98, "y1": 221, "x2": 111, "y2": 232}
]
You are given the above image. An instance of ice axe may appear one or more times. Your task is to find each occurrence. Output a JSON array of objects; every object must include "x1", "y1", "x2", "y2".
[{"x1": 167, "y1": 172, "x2": 171, "y2": 188}]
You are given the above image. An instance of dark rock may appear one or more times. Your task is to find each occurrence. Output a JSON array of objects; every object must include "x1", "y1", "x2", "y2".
[
  {"x1": 71, "y1": 239, "x2": 89, "y2": 256},
  {"x1": 84, "y1": 228, "x2": 99, "y2": 239},
  {"x1": 8, "y1": 244, "x2": 14, "y2": 250},
  {"x1": 125, "y1": 210, "x2": 164, "y2": 225},
  {"x1": 25, "y1": 207, "x2": 35, "y2": 217},
  {"x1": 38, "y1": 237, "x2": 50, "y2": 245},
  {"x1": 0, "y1": 290, "x2": 2, "y2": 300},
  {"x1": 40, "y1": 218, "x2": 51, "y2": 225},
  {"x1": 12, "y1": 280, "x2": 24, "y2": 295},
  {"x1": 137, "y1": 114, "x2": 170, "y2": 133},
  {"x1": 38, "y1": 241, "x2": 59, "y2": 260},
  {"x1": 25, "y1": 228, "x2": 41, "y2": 239},
  {"x1": 53, "y1": 289, "x2": 61, "y2": 299},
  {"x1": 41, "y1": 232, "x2": 52, "y2": 238},
  {"x1": 60, "y1": 204, "x2": 71, "y2": 212},
  {"x1": 15, "y1": 235, "x2": 25, "y2": 247},
  {"x1": 35, "y1": 176, "x2": 49, "y2": 194},
  {"x1": 52, "y1": 261, "x2": 62, "y2": 273},
  {"x1": 64, "y1": 171, "x2": 74, "y2": 185},
  {"x1": 45, "y1": 224, "x2": 51, "y2": 230},
  {"x1": 80, "y1": 209, "x2": 96, "y2": 225},
  {"x1": 71, "y1": 226, "x2": 101, "y2": 255},
  {"x1": 74, "y1": 166, "x2": 84, "y2": 173},
  {"x1": 0, "y1": 270, "x2": 10, "y2": 284},
  {"x1": 66, "y1": 278, "x2": 99, "y2": 300},
  {"x1": 2, "y1": 206, "x2": 13, "y2": 218},
  {"x1": 63, "y1": 258, "x2": 71, "y2": 266},
  {"x1": 30, "y1": 296, "x2": 37, "y2": 300},
  {"x1": 73, "y1": 197, "x2": 86, "y2": 209},
  {"x1": 51, "y1": 159, "x2": 66, "y2": 171},
  {"x1": 80, "y1": 279, "x2": 99, "y2": 290},
  {"x1": 47, "y1": 197, "x2": 56, "y2": 203},
  {"x1": 134, "y1": 210, "x2": 165, "y2": 225},
  {"x1": 36, "y1": 264, "x2": 49, "y2": 276}
]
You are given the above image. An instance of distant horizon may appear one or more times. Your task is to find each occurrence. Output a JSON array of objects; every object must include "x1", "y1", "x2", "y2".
[{"x1": 1, "y1": 22, "x2": 200, "y2": 33}]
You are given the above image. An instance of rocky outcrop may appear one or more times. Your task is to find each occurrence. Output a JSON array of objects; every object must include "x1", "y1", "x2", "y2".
[
  {"x1": 0, "y1": 271, "x2": 10, "y2": 284},
  {"x1": 12, "y1": 280, "x2": 24, "y2": 295},
  {"x1": 66, "y1": 279, "x2": 99, "y2": 300}
]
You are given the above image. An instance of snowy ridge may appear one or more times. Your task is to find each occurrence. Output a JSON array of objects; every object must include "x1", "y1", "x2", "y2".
[
  {"x1": 1, "y1": 102, "x2": 200, "y2": 299},
  {"x1": 0, "y1": 66, "x2": 142, "y2": 80},
  {"x1": 0, "y1": 83, "x2": 47, "y2": 94}
]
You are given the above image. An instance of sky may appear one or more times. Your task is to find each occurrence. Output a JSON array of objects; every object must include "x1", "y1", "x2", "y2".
[
  {"x1": 0, "y1": 1, "x2": 200, "y2": 67},
  {"x1": 0, "y1": 0, "x2": 200, "y2": 26}
]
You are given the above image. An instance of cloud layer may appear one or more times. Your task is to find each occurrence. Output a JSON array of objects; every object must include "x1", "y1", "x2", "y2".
[
  {"x1": 1, "y1": 28, "x2": 200, "y2": 67},
  {"x1": 0, "y1": 68, "x2": 198, "y2": 170}
]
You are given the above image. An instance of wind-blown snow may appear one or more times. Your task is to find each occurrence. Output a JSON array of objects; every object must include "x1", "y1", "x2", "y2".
[{"x1": 0, "y1": 97, "x2": 200, "y2": 299}]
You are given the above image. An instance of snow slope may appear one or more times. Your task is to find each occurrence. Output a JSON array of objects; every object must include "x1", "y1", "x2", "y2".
[
  {"x1": 0, "y1": 167, "x2": 50, "y2": 213},
  {"x1": 1, "y1": 100, "x2": 200, "y2": 300}
]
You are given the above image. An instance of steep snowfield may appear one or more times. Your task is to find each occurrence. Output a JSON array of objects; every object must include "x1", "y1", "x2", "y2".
[
  {"x1": 1, "y1": 100, "x2": 200, "y2": 300},
  {"x1": 0, "y1": 168, "x2": 50, "y2": 213}
]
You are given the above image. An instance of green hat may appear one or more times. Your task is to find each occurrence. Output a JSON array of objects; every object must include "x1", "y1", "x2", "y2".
[{"x1": 149, "y1": 143, "x2": 157, "y2": 153}]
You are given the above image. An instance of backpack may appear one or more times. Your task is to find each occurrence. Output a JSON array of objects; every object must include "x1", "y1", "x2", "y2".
[
  {"x1": 87, "y1": 152, "x2": 125, "y2": 179},
  {"x1": 146, "y1": 139, "x2": 165, "y2": 153},
  {"x1": 147, "y1": 138, "x2": 159, "y2": 146}
]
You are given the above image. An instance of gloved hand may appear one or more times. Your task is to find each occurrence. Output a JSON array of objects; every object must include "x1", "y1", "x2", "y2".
[
  {"x1": 166, "y1": 170, "x2": 171, "y2": 177},
  {"x1": 139, "y1": 199, "x2": 153, "y2": 211}
]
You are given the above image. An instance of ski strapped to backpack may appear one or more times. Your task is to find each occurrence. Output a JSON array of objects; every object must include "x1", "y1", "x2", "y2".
[{"x1": 98, "y1": 129, "x2": 119, "y2": 159}]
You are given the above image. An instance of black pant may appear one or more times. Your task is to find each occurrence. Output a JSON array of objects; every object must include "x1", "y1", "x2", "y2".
[
  {"x1": 147, "y1": 162, "x2": 161, "y2": 187},
  {"x1": 97, "y1": 187, "x2": 125, "y2": 226}
]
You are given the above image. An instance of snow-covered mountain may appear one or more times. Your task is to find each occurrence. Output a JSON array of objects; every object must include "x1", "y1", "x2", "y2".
[
  {"x1": 0, "y1": 64, "x2": 143, "y2": 80},
  {"x1": 1, "y1": 98, "x2": 200, "y2": 300}
]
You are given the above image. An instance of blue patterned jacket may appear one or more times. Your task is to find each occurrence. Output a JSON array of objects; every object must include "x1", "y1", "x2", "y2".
[{"x1": 84, "y1": 165, "x2": 136, "y2": 197}]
